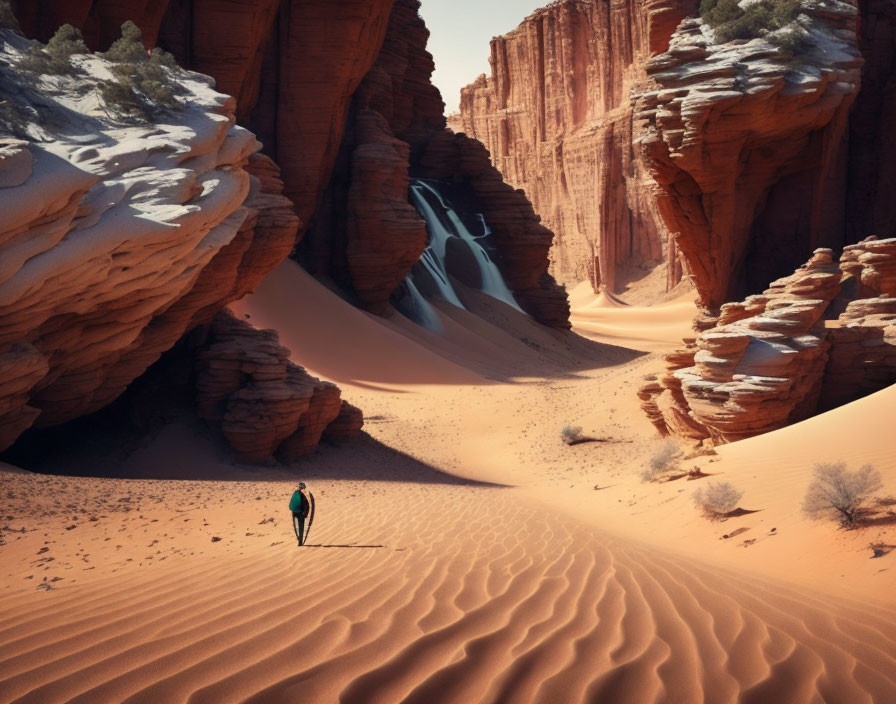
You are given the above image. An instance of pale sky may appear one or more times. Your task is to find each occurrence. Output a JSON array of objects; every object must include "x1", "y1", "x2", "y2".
[{"x1": 418, "y1": 0, "x2": 548, "y2": 114}]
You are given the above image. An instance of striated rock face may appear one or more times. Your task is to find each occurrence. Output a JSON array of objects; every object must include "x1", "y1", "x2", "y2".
[
  {"x1": 458, "y1": 0, "x2": 698, "y2": 294},
  {"x1": 636, "y1": 5, "x2": 863, "y2": 312},
  {"x1": 460, "y1": 0, "x2": 896, "y2": 312},
  {"x1": 418, "y1": 132, "x2": 571, "y2": 327},
  {"x1": 0, "y1": 33, "x2": 298, "y2": 453},
  {"x1": 642, "y1": 238, "x2": 896, "y2": 444},
  {"x1": 301, "y1": 0, "x2": 570, "y2": 326},
  {"x1": 847, "y1": 0, "x2": 896, "y2": 242},
  {"x1": 196, "y1": 312, "x2": 360, "y2": 463}
]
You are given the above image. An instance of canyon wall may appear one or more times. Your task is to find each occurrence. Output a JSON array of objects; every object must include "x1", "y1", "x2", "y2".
[
  {"x1": 458, "y1": 0, "x2": 698, "y2": 294},
  {"x1": 636, "y1": 7, "x2": 863, "y2": 312},
  {"x1": 14, "y1": 0, "x2": 567, "y2": 326},
  {"x1": 847, "y1": 0, "x2": 896, "y2": 242},
  {"x1": 460, "y1": 0, "x2": 896, "y2": 314},
  {"x1": 300, "y1": 0, "x2": 570, "y2": 326},
  {"x1": 12, "y1": 0, "x2": 396, "y2": 233}
]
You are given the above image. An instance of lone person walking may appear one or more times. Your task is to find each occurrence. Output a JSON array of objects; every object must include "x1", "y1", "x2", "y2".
[{"x1": 289, "y1": 482, "x2": 311, "y2": 546}]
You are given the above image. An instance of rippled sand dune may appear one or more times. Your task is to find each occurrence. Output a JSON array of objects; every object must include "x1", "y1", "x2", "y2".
[
  {"x1": 2, "y1": 262, "x2": 894, "y2": 702},
  {"x1": 2, "y1": 481, "x2": 895, "y2": 704}
]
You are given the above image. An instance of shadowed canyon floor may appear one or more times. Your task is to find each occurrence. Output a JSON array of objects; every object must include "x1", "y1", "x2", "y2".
[{"x1": 1, "y1": 261, "x2": 895, "y2": 703}]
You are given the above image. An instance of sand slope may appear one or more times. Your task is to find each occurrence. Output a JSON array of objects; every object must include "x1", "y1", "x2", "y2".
[
  {"x1": 1, "y1": 478, "x2": 894, "y2": 704},
  {"x1": 2, "y1": 261, "x2": 895, "y2": 703}
]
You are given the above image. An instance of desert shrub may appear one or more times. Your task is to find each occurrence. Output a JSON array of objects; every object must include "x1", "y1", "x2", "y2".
[
  {"x1": 693, "y1": 481, "x2": 743, "y2": 519},
  {"x1": 18, "y1": 24, "x2": 88, "y2": 76},
  {"x1": 641, "y1": 438, "x2": 681, "y2": 481},
  {"x1": 0, "y1": 0, "x2": 22, "y2": 34},
  {"x1": 104, "y1": 20, "x2": 148, "y2": 63},
  {"x1": 100, "y1": 22, "x2": 184, "y2": 119},
  {"x1": 150, "y1": 47, "x2": 180, "y2": 70},
  {"x1": 98, "y1": 77, "x2": 148, "y2": 118},
  {"x1": 701, "y1": 0, "x2": 803, "y2": 46},
  {"x1": 561, "y1": 425, "x2": 583, "y2": 445},
  {"x1": 768, "y1": 27, "x2": 811, "y2": 54},
  {"x1": 700, "y1": 0, "x2": 743, "y2": 28},
  {"x1": 0, "y1": 96, "x2": 30, "y2": 137},
  {"x1": 802, "y1": 461, "x2": 883, "y2": 528},
  {"x1": 46, "y1": 24, "x2": 89, "y2": 60}
]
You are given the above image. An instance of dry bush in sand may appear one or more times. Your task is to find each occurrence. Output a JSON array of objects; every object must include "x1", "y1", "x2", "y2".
[
  {"x1": 641, "y1": 438, "x2": 681, "y2": 481},
  {"x1": 561, "y1": 425, "x2": 583, "y2": 445},
  {"x1": 19, "y1": 25, "x2": 88, "y2": 76},
  {"x1": 0, "y1": 0, "x2": 21, "y2": 34},
  {"x1": 693, "y1": 481, "x2": 743, "y2": 519},
  {"x1": 802, "y1": 461, "x2": 883, "y2": 528}
]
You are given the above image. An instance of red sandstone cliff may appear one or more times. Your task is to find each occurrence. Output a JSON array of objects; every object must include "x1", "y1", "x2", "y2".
[
  {"x1": 636, "y1": 7, "x2": 863, "y2": 312},
  {"x1": 460, "y1": 0, "x2": 896, "y2": 315},
  {"x1": 458, "y1": 0, "x2": 698, "y2": 294},
  {"x1": 2, "y1": 0, "x2": 571, "y2": 457},
  {"x1": 848, "y1": 0, "x2": 896, "y2": 241},
  {"x1": 15, "y1": 0, "x2": 568, "y2": 326}
]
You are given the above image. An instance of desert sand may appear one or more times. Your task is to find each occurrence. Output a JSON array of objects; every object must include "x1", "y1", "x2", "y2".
[{"x1": 1, "y1": 261, "x2": 894, "y2": 703}]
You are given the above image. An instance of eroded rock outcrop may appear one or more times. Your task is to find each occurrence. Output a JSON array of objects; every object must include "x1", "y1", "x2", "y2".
[
  {"x1": 12, "y1": 0, "x2": 396, "y2": 237},
  {"x1": 641, "y1": 238, "x2": 896, "y2": 444},
  {"x1": 458, "y1": 0, "x2": 698, "y2": 294},
  {"x1": 0, "y1": 32, "x2": 298, "y2": 452},
  {"x1": 636, "y1": 4, "x2": 863, "y2": 312},
  {"x1": 196, "y1": 312, "x2": 360, "y2": 463}
]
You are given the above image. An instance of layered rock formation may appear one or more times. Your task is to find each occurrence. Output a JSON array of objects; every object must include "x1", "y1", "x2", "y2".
[
  {"x1": 12, "y1": 0, "x2": 396, "y2": 233},
  {"x1": 2, "y1": 0, "x2": 571, "y2": 457},
  {"x1": 459, "y1": 0, "x2": 896, "y2": 315},
  {"x1": 0, "y1": 33, "x2": 299, "y2": 452},
  {"x1": 196, "y1": 312, "x2": 361, "y2": 463},
  {"x1": 636, "y1": 5, "x2": 863, "y2": 311},
  {"x1": 300, "y1": 0, "x2": 570, "y2": 326},
  {"x1": 641, "y1": 238, "x2": 896, "y2": 444},
  {"x1": 458, "y1": 0, "x2": 698, "y2": 293}
]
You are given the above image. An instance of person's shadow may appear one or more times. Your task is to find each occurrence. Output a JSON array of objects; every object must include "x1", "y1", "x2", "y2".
[{"x1": 303, "y1": 544, "x2": 385, "y2": 549}]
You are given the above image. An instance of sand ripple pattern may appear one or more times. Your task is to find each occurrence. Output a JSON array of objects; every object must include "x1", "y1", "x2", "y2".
[{"x1": 1, "y1": 485, "x2": 894, "y2": 703}]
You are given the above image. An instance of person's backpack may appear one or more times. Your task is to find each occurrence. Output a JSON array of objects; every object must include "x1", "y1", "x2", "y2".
[{"x1": 289, "y1": 491, "x2": 305, "y2": 513}]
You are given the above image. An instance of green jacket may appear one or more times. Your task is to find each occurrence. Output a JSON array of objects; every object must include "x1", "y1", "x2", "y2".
[{"x1": 289, "y1": 490, "x2": 309, "y2": 515}]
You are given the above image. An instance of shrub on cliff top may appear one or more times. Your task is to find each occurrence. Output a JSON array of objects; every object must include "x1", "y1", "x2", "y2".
[
  {"x1": 0, "y1": 95, "x2": 31, "y2": 138},
  {"x1": 104, "y1": 20, "x2": 148, "y2": 63},
  {"x1": 701, "y1": 0, "x2": 803, "y2": 46},
  {"x1": 18, "y1": 24, "x2": 88, "y2": 76},
  {"x1": 101, "y1": 22, "x2": 183, "y2": 120},
  {"x1": 0, "y1": 0, "x2": 22, "y2": 34}
]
